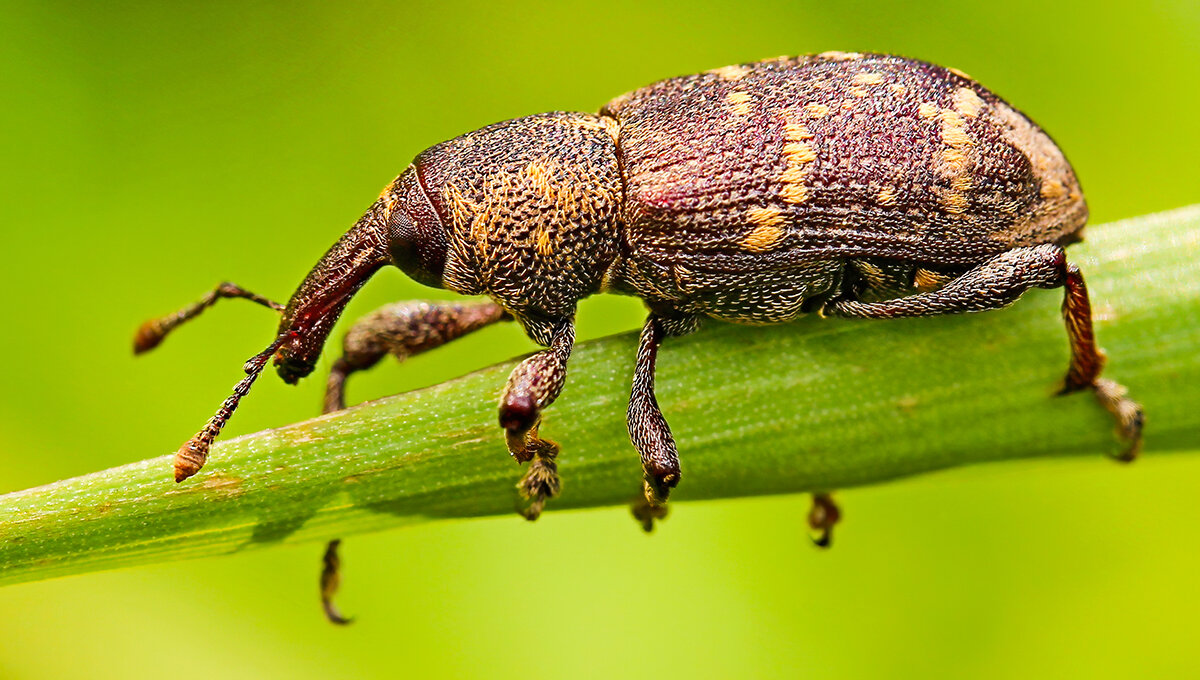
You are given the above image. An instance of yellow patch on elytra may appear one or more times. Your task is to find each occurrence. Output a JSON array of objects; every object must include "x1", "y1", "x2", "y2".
[
  {"x1": 848, "y1": 86, "x2": 869, "y2": 98},
  {"x1": 804, "y1": 103, "x2": 831, "y2": 118},
  {"x1": 742, "y1": 223, "x2": 785, "y2": 252},
  {"x1": 747, "y1": 206, "x2": 786, "y2": 228},
  {"x1": 940, "y1": 110, "x2": 972, "y2": 148},
  {"x1": 952, "y1": 87, "x2": 984, "y2": 118},
  {"x1": 877, "y1": 185, "x2": 897, "y2": 206},
  {"x1": 941, "y1": 190, "x2": 969, "y2": 214},
  {"x1": 948, "y1": 66, "x2": 973, "y2": 80},
  {"x1": 937, "y1": 108, "x2": 975, "y2": 209},
  {"x1": 726, "y1": 91, "x2": 754, "y2": 115},
  {"x1": 889, "y1": 83, "x2": 907, "y2": 96},
  {"x1": 779, "y1": 121, "x2": 817, "y2": 204},
  {"x1": 783, "y1": 122, "x2": 814, "y2": 140},
  {"x1": 853, "y1": 72, "x2": 885, "y2": 86},
  {"x1": 710, "y1": 64, "x2": 750, "y2": 81},
  {"x1": 918, "y1": 102, "x2": 940, "y2": 119},
  {"x1": 783, "y1": 141, "x2": 817, "y2": 164}
]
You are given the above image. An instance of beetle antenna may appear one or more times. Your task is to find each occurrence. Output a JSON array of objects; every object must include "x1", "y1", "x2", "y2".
[
  {"x1": 134, "y1": 282, "x2": 283, "y2": 354},
  {"x1": 173, "y1": 333, "x2": 289, "y2": 482}
]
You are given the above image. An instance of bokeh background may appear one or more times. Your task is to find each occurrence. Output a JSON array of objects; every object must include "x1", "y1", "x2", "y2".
[{"x1": 2, "y1": 1, "x2": 1198, "y2": 678}]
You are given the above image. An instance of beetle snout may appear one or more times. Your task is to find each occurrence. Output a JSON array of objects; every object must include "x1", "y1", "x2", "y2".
[{"x1": 274, "y1": 347, "x2": 315, "y2": 385}]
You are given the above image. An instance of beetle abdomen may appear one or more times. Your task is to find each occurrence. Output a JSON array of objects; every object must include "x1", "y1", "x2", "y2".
[{"x1": 603, "y1": 52, "x2": 1087, "y2": 274}]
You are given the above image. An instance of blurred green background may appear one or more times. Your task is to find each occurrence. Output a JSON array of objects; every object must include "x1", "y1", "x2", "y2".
[{"x1": 2, "y1": 1, "x2": 1198, "y2": 678}]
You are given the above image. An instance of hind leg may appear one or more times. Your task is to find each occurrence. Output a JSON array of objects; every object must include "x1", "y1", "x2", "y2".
[
  {"x1": 318, "y1": 299, "x2": 510, "y2": 624},
  {"x1": 826, "y1": 244, "x2": 1143, "y2": 459}
]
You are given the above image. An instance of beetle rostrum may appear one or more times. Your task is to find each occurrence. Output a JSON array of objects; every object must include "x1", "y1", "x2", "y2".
[{"x1": 136, "y1": 52, "x2": 1144, "y2": 622}]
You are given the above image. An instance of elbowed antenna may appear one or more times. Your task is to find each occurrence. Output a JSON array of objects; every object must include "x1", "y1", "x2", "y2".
[
  {"x1": 133, "y1": 282, "x2": 284, "y2": 354},
  {"x1": 139, "y1": 185, "x2": 404, "y2": 482},
  {"x1": 173, "y1": 333, "x2": 289, "y2": 482},
  {"x1": 132, "y1": 282, "x2": 288, "y2": 481}
]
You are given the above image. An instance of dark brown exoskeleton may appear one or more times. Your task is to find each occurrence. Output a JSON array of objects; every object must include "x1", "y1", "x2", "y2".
[{"x1": 136, "y1": 52, "x2": 1143, "y2": 622}]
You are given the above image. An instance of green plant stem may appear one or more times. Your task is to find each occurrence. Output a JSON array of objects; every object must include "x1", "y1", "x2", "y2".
[{"x1": 2, "y1": 207, "x2": 1198, "y2": 587}]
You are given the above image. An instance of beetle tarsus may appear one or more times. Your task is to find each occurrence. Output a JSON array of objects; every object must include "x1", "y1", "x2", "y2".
[
  {"x1": 631, "y1": 492, "x2": 670, "y2": 532},
  {"x1": 321, "y1": 539, "x2": 352, "y2": 625},
  {"x1": 807, "y1": 493, "x2": 841, "y2": 549},
  {"x1": 517, "y1": 446, "x2": 561, "y2": 521}
]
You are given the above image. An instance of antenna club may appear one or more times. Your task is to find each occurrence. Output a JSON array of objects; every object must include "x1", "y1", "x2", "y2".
[
  {"x1": 133, "y1": 320, "x2": 166, "y2": 354},
  {"x1": 174, "y1": 436, "x2": 209, "y2": 482}
]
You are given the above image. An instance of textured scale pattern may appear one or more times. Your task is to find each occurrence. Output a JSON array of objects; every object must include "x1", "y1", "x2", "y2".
[
  {"x1": 600, "y1": 52, "x2": 1086, "y2": 323},
  {"x1": 414, "y1": 111, "x2": 622, "y2": 343}
]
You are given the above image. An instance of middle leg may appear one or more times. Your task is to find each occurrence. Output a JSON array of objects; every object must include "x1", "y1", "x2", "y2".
[{"x1": 628, "y1": 314, "x2": 698, "y2": 507}]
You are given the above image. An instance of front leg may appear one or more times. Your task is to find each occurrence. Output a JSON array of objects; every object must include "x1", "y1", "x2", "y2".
[{"x1": 499, "y1": 318, "x2": 575, "y2": 520}]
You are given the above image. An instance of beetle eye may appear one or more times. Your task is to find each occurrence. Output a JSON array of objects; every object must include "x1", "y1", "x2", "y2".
[{"x1": 387, "y1": 207, "x2": 445, "y2": 288}]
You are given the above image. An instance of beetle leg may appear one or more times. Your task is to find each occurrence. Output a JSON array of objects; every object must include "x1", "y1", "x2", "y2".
[
  {"x1": 315, "y1": 299, "x2": 509, "y2": 624},
  {"x1": 826, "y1": 244, "x2": 1143, "y2": 460},
  {"x1": 807, "y1": 493, "x2": 841, "y2": 548},
  {"x1": 629, "y1": 315, "x2": 683, "y2": 508},
  {"x1": 499, "y1": 319, "x2": 575, "y2": 520},
  {"x1": 323, "y1": 299, "x2": 510, "y2": 413}
]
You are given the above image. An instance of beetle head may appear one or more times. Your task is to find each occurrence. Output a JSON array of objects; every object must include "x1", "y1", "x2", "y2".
[{"x1": 274, "y1": 167, "x2": 447, "y2": 383}]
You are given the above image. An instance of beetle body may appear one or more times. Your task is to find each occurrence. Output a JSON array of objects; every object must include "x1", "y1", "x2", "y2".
[
  {"x1": 138, "y1": 54, "x2": 1141, "y2": 620},
  {"x1": 368, "y1": 52, "x2": 1087, "y2": 342}
]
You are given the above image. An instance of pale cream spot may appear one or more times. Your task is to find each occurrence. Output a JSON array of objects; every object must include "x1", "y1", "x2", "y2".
[
  {"x1": 853, "y1": 72, "x2": 885, "y2": 86},
  {"x1": 877, "y1": 185, "x2": 897, "y2": 206},
  {"x1": 889, "y1": 83, "x2": 908, "y2": 96},
  {"x1": 710, "y1": 64, "x2": 751, "y2": 81},
  {"x1": 948, "y1": 66, "x2": 973, "y2": 80},
  {"x1": 952, "y1": 87, "x2": 984, "y2": 118},
  {"x1": 804, "y1": 103, "x2": 831, "y2": 118},
  {"x1": 599, "y1": 116, "x2": 620, "y2": 145},
  {"x1": 742, "y1": 224, "x2": 785, "y2": 252},
  {"x1": 784, "y1": 141, "x2": 818, "y2": 164},
  {"x1": 726, "y1": 90, "x2": 754, "y2": 116},
  {"x1": 779, "y1": 122, "x2": 817, "y2": 204},
  {"x1": 783, "y1": 122, "x2": 814, "y2": 141},
  {"x1": 848, "y1": 86, "x2": 870, "y2": 98},
  {"x1": 938, "y1": 108, "x2": 975, "y2": 206},
  {"x1": 819, "y1": 51, "x2": 863, "y2": 61},
  {"x1": 1041, "y1": 178, "x2": 1067, "y2": 199},
  {"x1": 940, "y1": 110, "x2": 972, "y2": 148},
  {"x1": 918, "y1": 102, "x2": 940, "y2": 119}
]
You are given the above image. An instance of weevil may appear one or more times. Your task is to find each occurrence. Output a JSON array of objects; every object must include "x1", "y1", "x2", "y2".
[{"x1": 136, "y1": 52, "x2": 1144, "y2": 623}]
